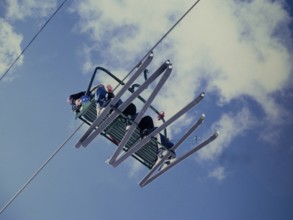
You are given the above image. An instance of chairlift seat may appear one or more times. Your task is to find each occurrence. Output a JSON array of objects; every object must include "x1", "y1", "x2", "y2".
[{"x1": 76, "y1": 100, "x2": 158, "y2": 169}]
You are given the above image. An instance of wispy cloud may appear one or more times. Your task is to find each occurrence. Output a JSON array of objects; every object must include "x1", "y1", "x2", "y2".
[
  {"x1": 4, "y1": 0, "x2": 57, "y2": 20},
  {"x1": 0, "y1": 18, "x2": 23, "y2": 81},
  {"x1": 208, "y1": 165, "x2": 226, "y2": 181},
  {"x1": 197, "y1": 107, "x2": 255, "y2": 161}
]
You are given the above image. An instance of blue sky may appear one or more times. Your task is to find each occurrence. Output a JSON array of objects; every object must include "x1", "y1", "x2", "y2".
[{"x1": 1, "y1": 0, "x2": 293, "y2": 219}]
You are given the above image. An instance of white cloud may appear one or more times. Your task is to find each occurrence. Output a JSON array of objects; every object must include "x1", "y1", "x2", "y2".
[
  {"x1": 71, "y1": 0, "x2": 293, "y2": 158},
  {"x1": 208, "y1": 165, "x2": 226, "y2": 181},
  {"x1": 201, "y1": 0, "x2": 292, "y2": 120},
  {"x1": 0, "y1": 19, "x2": 23, "y2": 81},
  {"x1": 72, "y1": 0, "x2": 292, "y2": 109},
  {"x1": 70, "y1": 0, "x2": 192, "y2": 68},
  {"x1": 4, "y1": 0, "x2": 58, "y2": 20},
  {"x1": 197, "y1": 107, "x2": 255, "y2": 161}
]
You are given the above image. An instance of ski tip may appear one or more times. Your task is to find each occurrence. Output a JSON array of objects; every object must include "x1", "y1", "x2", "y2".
[
  {"x1": 139, "y1": 181, "x2": 146, "y2": 188},
  {"x1": 200, "y1": 92, "x2": 205, "y2": 97},
  {"x1": 215, "y1": 131, "x2": 220, "y2": 136},
  {"x1": 105, "y1": 158, "x2": 110, "y2": 165},
  {"x1": 75, "y1": 142, "x2": 82, "y2": 148},
  {"x1": 201, "y1": 113, "x2": 206, "y2": 119}
]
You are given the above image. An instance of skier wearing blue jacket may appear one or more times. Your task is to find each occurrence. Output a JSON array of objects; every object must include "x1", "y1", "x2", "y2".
[{"x1": 67, "y1": 84, "x2": 118, "y2": 113}]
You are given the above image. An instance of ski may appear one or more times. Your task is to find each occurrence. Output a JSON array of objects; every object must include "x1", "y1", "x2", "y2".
[{"x1": 140, "y1": 131, "x2": 219, "y2": 187}]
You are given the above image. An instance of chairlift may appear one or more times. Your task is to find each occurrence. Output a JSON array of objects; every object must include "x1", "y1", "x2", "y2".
[{"x1": 74, "y1": 52, "x2": 218, "y2": 187}]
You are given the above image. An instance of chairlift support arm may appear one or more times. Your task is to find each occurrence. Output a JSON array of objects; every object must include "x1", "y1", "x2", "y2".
[
  {"x1": 139, "y1": 114, "x2": 205, "y2": 186},
  {"x1": 75, "y1": 52, "x2": 154, "y2": 148},
  {"x1": 111, "y1": 92, "x2": 205, "y2": 167},
  {"x1": 108, "y1": 62, "x2": 172, "y2": 165},
  {"x1": 80, "y1": 59, "x2": 171, "y2": 148},
  {"x1": 140, "y1": 131, "x2": 219, "y2": 187}
]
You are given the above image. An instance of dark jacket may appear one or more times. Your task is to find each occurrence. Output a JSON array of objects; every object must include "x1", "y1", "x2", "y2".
[
  {"x1": 68, "y1": 91, "x2": 87, "y2": 112},
  {"x1": 68, "y1": 91, "x2": 86, "y2": 105}
]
